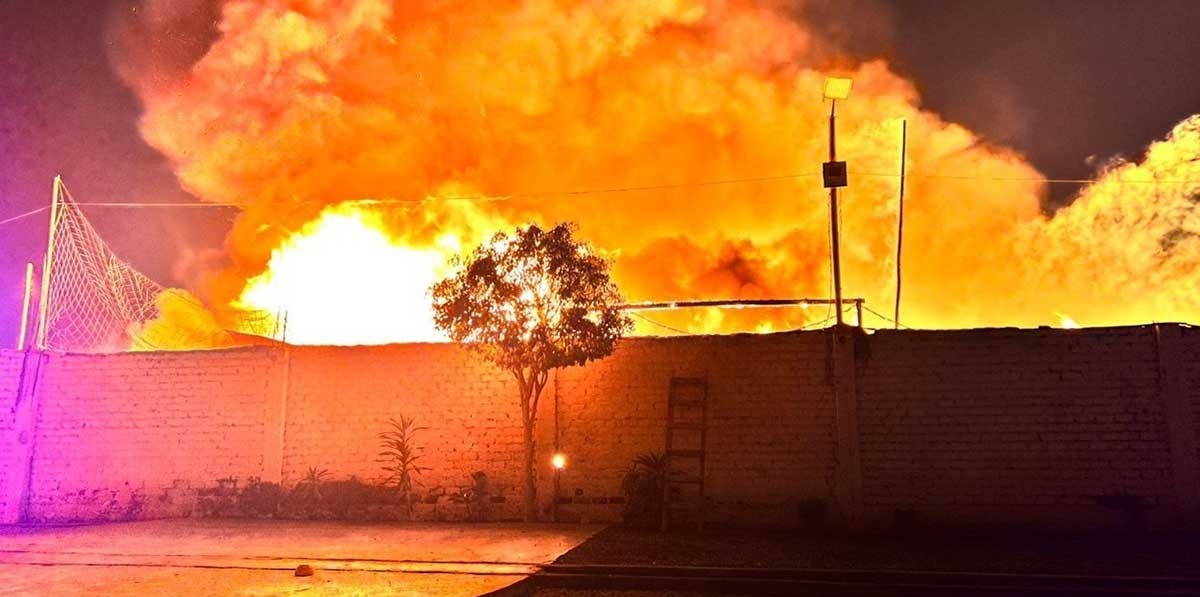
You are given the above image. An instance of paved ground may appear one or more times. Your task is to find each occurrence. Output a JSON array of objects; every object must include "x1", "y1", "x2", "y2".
[
  {"x1": 559, "y1": 527, "x2": 1200, "y2": 577},
  {"x1": 0, "y1": 519, "x2": 601, "y2": 596}
]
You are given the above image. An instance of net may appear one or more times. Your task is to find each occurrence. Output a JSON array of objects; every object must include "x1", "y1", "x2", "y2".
[
  {"x1": 37, "y1": 178, "x2": 163, "y2": 352},
  {"x1": 36, "y1": 177, "x2": 289, "y2": 352}
]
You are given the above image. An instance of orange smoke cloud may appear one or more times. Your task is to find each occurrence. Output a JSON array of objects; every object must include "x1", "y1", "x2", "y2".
[{"x1": 116, "y1": 0, "x2": 1199, "y2": 343}]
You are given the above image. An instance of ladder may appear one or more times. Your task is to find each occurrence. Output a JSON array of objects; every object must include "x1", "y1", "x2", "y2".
[{"x1": 663, "y1": 377, "x2": 708, "y2": 532}]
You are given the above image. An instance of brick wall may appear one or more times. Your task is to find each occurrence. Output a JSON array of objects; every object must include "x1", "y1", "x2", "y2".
[
  {"x1": 24, "y1": 348, "x2": 281, "y2": 522},
  {"x1": 1, "y1": 325, "x2": 1197, "y2": 530},
  {"x1": 0, "y1": 351, "x2": 28, "y2": 523},
  {"x1": 553, "y1": 333, "x2": 835, "y2": 524},
  {"x1": 1174, "y1": 326, "x2": 1200, "y2": 526},
  {"x1": 857, "y1": 327, "x2": 1178, "y2": 530},
  {"x1": 278, "y1": 334, "x2": 835, "y2": 523},
  {"x1": 280, "y1": 343, "x2": 527, "y2": 519}
]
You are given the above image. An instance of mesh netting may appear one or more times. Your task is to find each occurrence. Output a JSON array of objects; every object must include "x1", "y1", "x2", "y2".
[
  {"x1": 38, "y1": 180, "x2": 163, "y2": 352},
  {"x1": 38, "y1": 179, "x2": 284, "y2": 352}
]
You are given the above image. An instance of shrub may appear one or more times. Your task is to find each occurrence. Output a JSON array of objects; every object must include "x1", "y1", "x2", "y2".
[
  {"x1": 449, "y1": 471, "x2": 491, "y2": 522},
  {"x1": 239, "y1": 480, "x2": 284, "y2": 518},
  {"x1": 796, "y1": 497, "x2": 828, "y2": 534},
  {"x1": 621, "y1": 452, "x2": 667, "y2": 528}
]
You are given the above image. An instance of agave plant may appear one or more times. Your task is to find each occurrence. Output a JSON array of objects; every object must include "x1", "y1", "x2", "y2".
[{"x1": 378, "y1": 416, "x2": 429, "y2": 517}]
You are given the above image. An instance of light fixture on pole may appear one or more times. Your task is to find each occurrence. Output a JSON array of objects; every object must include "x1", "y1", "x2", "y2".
[{"x1": 822, "y1": 77, "x2": 851, "y2": 326}]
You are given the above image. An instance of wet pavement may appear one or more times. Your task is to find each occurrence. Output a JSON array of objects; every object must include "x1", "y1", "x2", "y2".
[{"x1": 0, "y1": 519, "x2": 601, "y2": 596}]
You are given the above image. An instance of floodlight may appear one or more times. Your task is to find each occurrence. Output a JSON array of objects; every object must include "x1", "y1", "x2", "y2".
[{"x1": 823, "y1": 77, "x2": 853, "y2": 100}]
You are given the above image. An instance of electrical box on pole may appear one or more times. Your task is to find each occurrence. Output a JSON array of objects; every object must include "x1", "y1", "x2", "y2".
[{"x1": 823, "y1": 161, "x2": 848, "y2": 188}]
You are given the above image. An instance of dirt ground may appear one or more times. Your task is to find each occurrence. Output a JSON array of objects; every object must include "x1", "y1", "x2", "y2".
[{"x1": 0, "y1": 519, "x2": 600, "y2": 597}]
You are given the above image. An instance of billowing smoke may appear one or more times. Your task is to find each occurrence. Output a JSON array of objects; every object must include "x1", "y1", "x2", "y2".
[{"x1": 113, "y1": 0, "x2": 1200, "y2": 344}]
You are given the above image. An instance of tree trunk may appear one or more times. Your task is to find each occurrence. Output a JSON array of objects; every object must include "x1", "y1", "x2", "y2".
[{"x1": 522, "y1": 416, "x2": 537, "y2": 521}]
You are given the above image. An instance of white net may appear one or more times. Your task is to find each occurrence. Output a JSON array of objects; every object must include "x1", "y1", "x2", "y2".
[
  {"x1": 37, "y1": 179, "x2": 163, "y2": 352},
  {"x1": 36, "y1": 178, "x2": 285, "y2": 352}
]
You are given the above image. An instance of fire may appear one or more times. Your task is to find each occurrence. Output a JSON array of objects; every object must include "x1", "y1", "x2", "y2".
[
  {"x1": 1057, "y1": 314, "x2": 1081, "y2": 329},
  {"x1": 234, "y1": 203, "x2": 457, "y2": 344},
  {"x1": 109, "y1": 0, "x2": 1200, "y2": 346}
]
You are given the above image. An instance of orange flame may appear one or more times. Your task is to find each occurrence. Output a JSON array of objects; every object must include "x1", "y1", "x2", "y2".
[
  {"x1": 1057, "y1": 313, "x2": 1081, "y2": 330},
  {"x1": 115, "y1": 0, "x2": 1199, "y2": 345}
]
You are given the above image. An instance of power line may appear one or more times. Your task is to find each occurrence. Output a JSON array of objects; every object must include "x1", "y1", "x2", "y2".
[
  {"x1": 68, "y1": 173, "x2": 823, "y2": 209},
  {"x1": 11, "y1": 167, "x2": 1200, "y2": 214},
  {"x1": 71, "y1": 202, "x2": 243, "y2": 208},
  {"x1": 862, "y1": 303, "x2": 910, "y2": 329},
  {"x1": 0, "y1": 206, "x2": 48, "y2": 226},
  {"x1": 629, "y1": 312, "x2": 690, "y2": 335}
]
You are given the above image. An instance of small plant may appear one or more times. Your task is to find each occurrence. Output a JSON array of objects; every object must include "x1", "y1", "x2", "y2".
[
  {"x1": 449, "y1": 471, "x2": 491, "y2": 522},
  {"x1": 378, "y1": 415, "x2": 429, "y2": 517},
  {"x1": 796, "y1": 497, "x2": 828, "y2": 534},
  {"x1": 296, "y1": 466, "x2": 331, "y2": 500},
  {"x1": 621, "y1": 452, "x2": 667, "y2": 529},
  {"x1": 239, "y1": 479, "x2": 283, "y2": 518}
]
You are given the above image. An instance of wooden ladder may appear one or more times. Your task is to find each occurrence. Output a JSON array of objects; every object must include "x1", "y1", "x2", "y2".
[{"x1": 662, "y1": 377, "x2": 708, "y2": 532}]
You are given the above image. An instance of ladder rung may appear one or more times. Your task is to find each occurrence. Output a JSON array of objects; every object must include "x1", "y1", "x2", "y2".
[
  {"x1": 668, "y1": 422, "x2": 706, "y2": 430},
  {"x1": 666, "y1": 449, "x2": 704, "y2": 458},
  {"x1": 669, "y1": 399, "x2": 706, "y2": 407},
  {"x1": 668, "y1": 475, "x2": 704, "y2": 484}
]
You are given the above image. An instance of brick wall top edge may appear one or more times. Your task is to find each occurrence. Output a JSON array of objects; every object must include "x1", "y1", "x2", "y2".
[
  {"x1": 20, "y1": 329, "x2": 828, "y2": 358},
  {"x1": 31, "y1": 345, "x2": 277, "y2": 359},
  {"x1": 16, "y1": 323, "x2": 1188, "y2": 360},
  {"x1": 867, "y1": 323, "x2": 1189, "y2": 338}
]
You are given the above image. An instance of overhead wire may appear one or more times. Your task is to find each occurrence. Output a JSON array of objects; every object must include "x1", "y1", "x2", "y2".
[
  {"x1": 628, "y1": 311, "x2": 690, "y2": 335},
  {"x1": 862, "y1": 304, "x2": 910, "y2": 329},
  {"x1": 0, "y1": 206, "x2": 48, "y2": 226},
  {"x1": 42, "y1": 171, "x2": 1199, "y2": 211}
]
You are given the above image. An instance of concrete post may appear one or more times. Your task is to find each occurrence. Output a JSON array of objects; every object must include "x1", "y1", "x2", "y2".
[
  {"x1": 1155, "y1": 324, "x2": 1199, "y2": 531},
  {"x1": 260, "y1": 347, "x2": 291, "y2": 485},
  {"x1": 830, "y1": 326, "x2": 864, "y2": 529}
]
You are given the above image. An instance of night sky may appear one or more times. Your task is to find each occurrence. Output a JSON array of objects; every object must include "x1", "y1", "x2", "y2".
[{"x1": 1, "y1": 0, "x2": 1198, "y2": 344}]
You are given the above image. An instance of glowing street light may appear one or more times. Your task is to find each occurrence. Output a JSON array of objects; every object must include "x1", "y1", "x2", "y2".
[
  {"x1": 551, "y1": 453, "x2": 567, "y2": 470},
  {"x1": 822, "y1": 76, "x2": 852, "y2": 326},
  {"x1": 822, "y1": 76, "x2": 853, "y2": 100}
]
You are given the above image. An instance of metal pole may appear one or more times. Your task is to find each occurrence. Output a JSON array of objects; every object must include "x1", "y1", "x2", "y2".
[
  {"x1": 552, "y1": 371, "x2": 561, "y2": 523},
  {"x1": 829, "y1": 100, "x2": 845, "y2": 326},
  {"x1": 16, "y1": 263, "x2": 34, "y2": 349},
  {"x1": 855, "y1": 300, "x2": 864, "y2": 330},
  {"x1": 894, "y1": 119, "x2": 908, "y2": 329},
  {"x1": 34, "y1": 176, "x2": 63, "y2": 350}
]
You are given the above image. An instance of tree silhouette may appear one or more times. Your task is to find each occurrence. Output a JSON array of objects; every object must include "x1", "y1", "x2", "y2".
[{"x1": 431, "y1": 223, "x2": 632, "y2": 521}]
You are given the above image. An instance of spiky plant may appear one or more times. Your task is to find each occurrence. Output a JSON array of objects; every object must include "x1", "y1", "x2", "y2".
[
  {"x1": 377, "y1": 415, "x2": 429, "y2": 517},
  {"x1": 297, "y1": 466, "x2": 330, "y2": 500}
]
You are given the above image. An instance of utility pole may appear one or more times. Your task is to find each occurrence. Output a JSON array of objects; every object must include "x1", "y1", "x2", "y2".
[
  {"x1": 894, "y1": 119, "x2": 908, "y2": 329},
  {"x1": 822, "y1": 78, "x2": 852, "y2": 325}
]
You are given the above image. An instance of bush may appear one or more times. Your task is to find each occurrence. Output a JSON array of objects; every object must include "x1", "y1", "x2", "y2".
[
  {"x1": 796, "y1": 497, "x2": 828, "y2": 534},
  {"x1": 239, "y1": 480, "x2": 284, "y2": 518},
  {"x1": 449, "y1": 471, "x2": 491, "y2": 521},
  {"x1": 621, "y1": 453, "x2": 667, "y2": 528}
]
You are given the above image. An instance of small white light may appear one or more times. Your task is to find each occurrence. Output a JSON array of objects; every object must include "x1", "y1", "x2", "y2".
[{"x1": 551, "y1": 453, "x2": 567, "y2": 470}]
